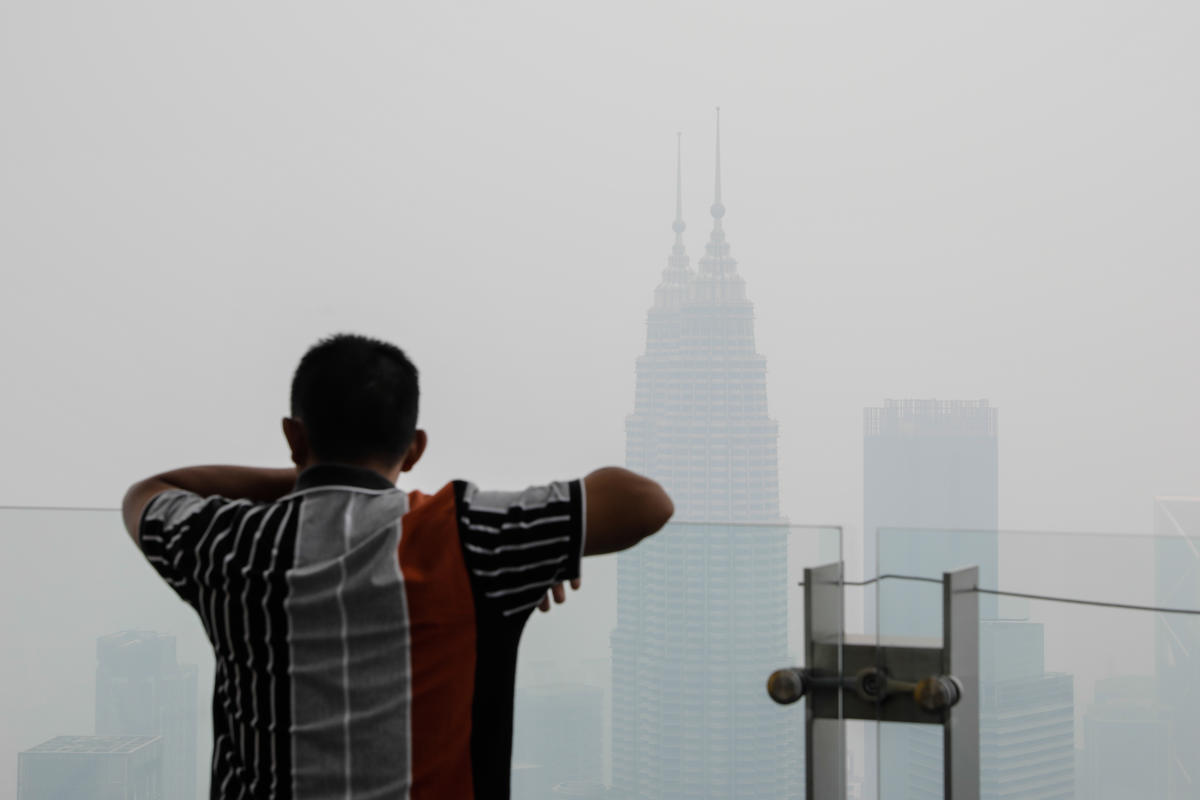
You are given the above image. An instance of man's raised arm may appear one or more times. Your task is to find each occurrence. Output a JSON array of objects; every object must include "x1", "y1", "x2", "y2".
[
  {"x1": 121, "y1": 466, "x2": 297, "y2": 542},
  {"x1": 582, "y1": 467, "x2": 673, "y2": 556}
]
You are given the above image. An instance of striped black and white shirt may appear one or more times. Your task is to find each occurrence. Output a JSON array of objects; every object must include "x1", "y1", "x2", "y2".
[{"x1": 139, "y1": 464, "x2": 586, "y2": 799}]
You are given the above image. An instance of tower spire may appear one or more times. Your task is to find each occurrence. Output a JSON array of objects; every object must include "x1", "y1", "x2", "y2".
[
  {"x1": 672, "y1": 132, "x2": 686, "y2": 252},
  {"x1": 659, "y1": 130, "x2": 691, "y2": 301},
  {"x1": 712, "y1": 107, "x2": 723, "y2": 216},
  {"x1": 702, "y1": 107, "x2": 736, "y2": 274}
]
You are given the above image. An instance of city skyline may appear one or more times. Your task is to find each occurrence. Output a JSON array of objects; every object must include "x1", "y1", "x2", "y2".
[{"x1": 5, "y1": 117, "x2": 1197, "y2": 793}]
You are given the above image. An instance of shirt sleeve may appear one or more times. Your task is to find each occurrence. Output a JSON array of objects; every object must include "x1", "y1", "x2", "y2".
[
  {"x1": 455, "y1": 479, "x2": 587, "y2": 619},
  {"x1": 138, "y1": 489, "x2": 241, "y2": 607}
]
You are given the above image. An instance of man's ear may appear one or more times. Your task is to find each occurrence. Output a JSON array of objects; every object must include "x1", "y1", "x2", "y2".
[
  {"x1": 282, "y1": 417, "x2": 310, "y2": 469},
  {"x1": 400, "y1": 429, "x2": 428, "y2": 473}
]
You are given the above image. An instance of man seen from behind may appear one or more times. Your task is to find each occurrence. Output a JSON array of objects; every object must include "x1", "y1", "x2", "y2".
[{"x1": 122, "y1": 333, "x2": 673, "y2": 799}]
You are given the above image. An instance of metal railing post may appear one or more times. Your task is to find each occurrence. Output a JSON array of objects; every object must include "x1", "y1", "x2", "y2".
[
  {"x1": 944, "y1": 567, "x2": 979, "y2": 800},
  {"x1": 768, "y1": 564, "x2": 982, "y2": 800},
  {"x1": 805, "y1": 562, "x2": 846, "y2": 800}
]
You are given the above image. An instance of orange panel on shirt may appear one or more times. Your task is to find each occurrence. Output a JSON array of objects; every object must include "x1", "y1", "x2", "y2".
[{"x1": 400, "y1": 484, "x2": 476, "y2": 800}]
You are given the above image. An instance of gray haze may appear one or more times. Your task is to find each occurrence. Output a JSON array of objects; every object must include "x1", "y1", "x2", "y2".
[
  {"x1": 3, "y1": 2, "x2": 1198, "y2": 535},
  {"x1": 3, "y1": 1, "x2": 1200, "y2": 797}
]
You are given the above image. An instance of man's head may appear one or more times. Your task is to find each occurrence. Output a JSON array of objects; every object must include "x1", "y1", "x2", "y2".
[{"x1": 283, "y1": 334, "x2": 426, "y2": 478}]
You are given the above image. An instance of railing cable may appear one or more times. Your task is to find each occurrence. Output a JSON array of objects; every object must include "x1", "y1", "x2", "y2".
[
  {"x1": 964, "y1": 586, "x2": 1200, "y2": 616},
  {"x1": 798, "y1": 573, "x2": 1200, "y2": 616}
]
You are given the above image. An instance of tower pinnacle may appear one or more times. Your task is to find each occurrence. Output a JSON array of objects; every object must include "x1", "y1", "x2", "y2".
[
  {"x1": 711, "y1": 107, "x2": 725, "y2": 220},
  {"x1": 673, "y1": 132, "x2": 686, "y2": 240},
  {"x1": 701, "y1": 107, "x2": 737, "y2": 275},
  {"x1": 663, "y1": 131, "x2": 691, "y2": 282}
]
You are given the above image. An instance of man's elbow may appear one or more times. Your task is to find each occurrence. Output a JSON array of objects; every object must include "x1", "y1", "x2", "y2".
[
  {"x1": 121, "y1": 482, "x2": 145, "y2": 539},
  {"x1": 121, "y1": 476, "x2": 170, "y2": 540},
  {"x1": 636, "y1": 482, "x2": 674, "y2": 542},
  {"x1": 649, "y1": 487, "x2": 674, "y2": 532},
  {"x1": 582, "y1": 469, "x2": 674, "y2": 555}
]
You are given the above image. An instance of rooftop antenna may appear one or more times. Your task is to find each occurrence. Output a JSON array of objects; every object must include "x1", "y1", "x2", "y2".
[
  {"x1": 711, "y1": 106, "x2": 725, "y2": 223},
  {"x1": 673, "y1": 132, "x2": 686, "y2": 249}
]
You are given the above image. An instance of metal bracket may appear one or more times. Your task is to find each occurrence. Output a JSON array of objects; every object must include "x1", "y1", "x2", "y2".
[{"x1": 767, "y1": 563, "x2": 979, "y2": 800}]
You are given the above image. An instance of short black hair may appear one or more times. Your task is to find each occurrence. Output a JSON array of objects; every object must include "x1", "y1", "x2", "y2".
[{"x1": 290, "y1": 334, "x2": 420, "y2": 464}]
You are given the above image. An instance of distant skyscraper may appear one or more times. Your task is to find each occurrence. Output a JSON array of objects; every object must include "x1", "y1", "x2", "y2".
[
  {"x1": 864, "y1": 400, "x2": 1074, "y2": 799},
  {"x1": 18, "y1": 735, "x2": 163, "y2": 800},
  {"x1": 864, "y1": 399, "x2": 1000, "y2": 636},
  {"x1": 95, "y1": 631, "x2": 198, "y2": 800},
  {"x1": 1153, "y1": 496, "x2": 1200, "y2": 798},
  {"x1": 513, "y1": 684, "x2": 604, "y2": 798},
  {"x1": 977, "y1": 622, "x2": 1074, "y2": 799},
  {"x1": 612, "y1": 114, "x2": 795, "y2": 799}
]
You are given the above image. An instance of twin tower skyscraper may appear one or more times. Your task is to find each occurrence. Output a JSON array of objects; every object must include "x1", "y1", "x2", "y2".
[
  {"x1": 613, "y1": 112, "x2": 798, "y2": 798},
  {"x1": 624, "y1": 109, "x2": 782, "y2": 524}
]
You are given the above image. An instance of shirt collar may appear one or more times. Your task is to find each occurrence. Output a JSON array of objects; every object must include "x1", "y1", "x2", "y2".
[{"x1": 294, "y1": 464, "x2": 397, "y2": 492}]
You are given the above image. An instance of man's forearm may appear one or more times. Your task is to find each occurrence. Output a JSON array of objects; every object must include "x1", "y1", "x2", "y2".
[
  {"x1": 122, "y1": 465, "x2": 298, "y2": 539},
  {"x1": 148, "y1": 465, "x2": 298, "y2": 502}
]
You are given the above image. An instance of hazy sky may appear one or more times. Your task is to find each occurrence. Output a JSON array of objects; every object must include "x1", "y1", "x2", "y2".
[
  {"x1": 4, "y1": 1, "x2": 1198, "y2": 535},
  {"x1": 4, "y1": 2, "x2": 1198, "y2": 549}
]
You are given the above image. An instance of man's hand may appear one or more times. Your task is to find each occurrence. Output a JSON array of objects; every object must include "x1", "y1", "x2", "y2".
[{"x1": 537, "y1": 578, "x2": 581, "y2": 613}]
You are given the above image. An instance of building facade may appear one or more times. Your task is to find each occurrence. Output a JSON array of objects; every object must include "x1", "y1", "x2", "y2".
[
  {"x1": 18, "y1": 735, "x2": 163, "y2": 800},
  {"x1": 611, "y1": 116, "x2": 795, "y2": 799},
  {"x1": 95, "y1": 631, "x2": 198, "y2": 800},
  {"x1": 977, "y1": 623, "x2": 1074, "y2": 799},
  {"x1": 887, "y1": 625, "x2": 1074, "y2": 800},
  {"x1": 864, "y1": 398, "x2": 1000, "y2": 636},
  {"x1": 1082, "y1": 676, "x2": 1170, "y2": 800}
]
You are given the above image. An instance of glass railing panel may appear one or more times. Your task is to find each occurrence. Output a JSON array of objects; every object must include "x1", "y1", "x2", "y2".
[
  {"x1": 2, "y1": 507, "x2": 216, "y2": 800},
  {"x1": 2, "y1": 509, "x2": 840, "y2": 800},
  {"x1": 515, "y1": 520, "x2": 841, "y2": 798},
  {"x1": 874, "y1": 526, "x2": 1200, "y2": 800}
]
